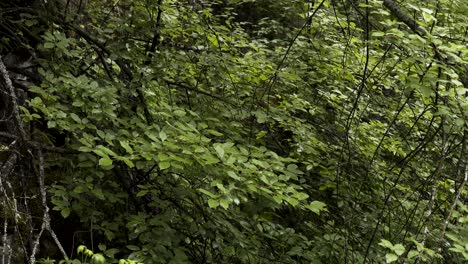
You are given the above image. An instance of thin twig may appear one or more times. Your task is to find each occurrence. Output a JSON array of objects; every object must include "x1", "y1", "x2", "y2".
[
  {"x1": 2, "y1": 206, "x2": 9, "y2": 264},
  {"x1": 440, "y1": 163, "x2": 468, "y2": 241}
]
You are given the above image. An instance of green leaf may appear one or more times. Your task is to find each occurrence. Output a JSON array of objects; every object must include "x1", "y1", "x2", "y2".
[
  {"x1": 385, "y1": 253, "x2": 398, "y2": 263},
  {"x1": 61, "y1": 208, "x2": 70, "y2": 218},
  {"x1": 273, "y1": 195, "x2": 283, "y2": 204},
  {"x1": 419, "y1": 85, "x2": 432, "y2": 98},
  {"x1": 207, "y1": 34, "x2": 219, "y2": 47},
  {"x1": 92, "y1": 188, "x2": 105, "y2": 200},
  {"x1": 305, "y1": 201, "x2": 327, "y2": 215},
  {"x1": 293, "y1": 192, "x2": 309, "y2": 200},
  {"x1": 407, "y1": 250, "x2": 419, "y2": 259},
  {"x1": 194, "y1": 147, "x2": 205, "y2": 153},
  {"x1": 96, "y1": 145, "x2": 118, "y2": 157},
  {"x1": 85, "y1": 249, "x2": 94, "y2": 257},
  {"x1": 285, "y1": 197, "x2": 298, "y2": 206},
  {"x1": 159, "y1": 161, "x2": 171, "y2": 170},
  {"x1": 99, "y1": 157, "x2": 113, "y2": 167},
  {"x1": 19, "y1": 106, "x2": 30, "y2": 115},
  {"x1": 92, "y1": 254, "x2": 106, "y2": 264},
  {"x1": 198, "y1": 188, "x2": 219, "y2": 198},
  {"x1": 173, "y1": 109, "x2": 186, "y2": 117},
  {"x1": 379, "y1": 239, "x2": 394, "y2": 249},
  {"x1": 70, "y1": 113, "x2": 81, "y2": 123},
  {"x1": 393, "y1": 244, "x2": 405, "y2": 256},
  {"x1": 206, "y1": 129, "x2": 223, "y2": 137},
  {"x1": 43, "y1": 42, "x2": 54, "y2": 49},
  {"x1": 120, "y1": 141, "x2": 133, "y2": 154},
  {"x1": 372, "y1": 31, "x2": 385, "y2": 37},
  {"x1": 158, "y1": 153, "x2": 169, "y2": 161},
  {"x1": 136, "y1": 190, "x2": 148, "y2": 197},
  {"x1": 77, "y1": 245, "x2": 87, "y2": 254},
  {"x1": 121, "y1": 157, "x2": 135, "y2": 168},
  {"x1": 208, "y1": 199, "x2": 219, "y2": 208},
  {"x1": 227, "y1": 171, "x2": 241, "y2": 180},
  {"x1": 93, "y1": 149, "x2": 108, "y2": 158},
  {"x1": 220, "y1": 199, "x2": 229, "y2": 209},
  {"x1": 159, "y1": 130, "x2": 167, "y2": 141},
  {"x1": 126, "y1": 245, "x2": 140, "y2": 251},
  {"x1": 202, "y1": 154, "x2": 220, "y2": 165},
  {"x1": 214, "y1": 144, "x2": 224, "y2": 159}
]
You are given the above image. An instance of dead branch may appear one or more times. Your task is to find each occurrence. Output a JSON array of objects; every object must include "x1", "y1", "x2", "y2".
[
  {"x1": 0, "y1": 132, "x2": 78, "y2": 154},
  {"x1": 29, "y1": 149, "x2": 68, "y2": 263},
  {"x1": 0, "y1": 56, "x2": 27, "y2": 141},
  {"x1": 382, "y1": 0, "x2": 427, "y2": 36}
]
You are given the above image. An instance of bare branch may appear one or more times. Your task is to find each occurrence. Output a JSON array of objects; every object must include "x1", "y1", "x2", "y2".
[
  {"x1": 30, "y1": 149, "x2": 69, "y2": 262},
  {"x1": 29, "y1": 221, "x2": 45, "y2": 264},
  {"x1": 0, "y1": 132, "x2": 78, "y2": 154},
  {"x1": 0, "y1": 56, "x2": 27, "y2": 141},
  {"x1": 0, "y1": 152, "x2": 18, "y2": 178},
  {"x1": 382, "y1": 0, "x2": 427, "y2": 36},
  {"x1": 2, "y1": 203, "x2": 10, "y2": 264}
]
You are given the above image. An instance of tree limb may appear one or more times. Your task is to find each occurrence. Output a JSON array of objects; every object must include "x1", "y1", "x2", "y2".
[
  {"x1": 29, "y1": 149, "x2": 68, "y2": 262},
  {"x1": 382, "y1": 0, "x2": 427, "y2": 36},
  {"x1": 0, "y1": 56, "x2": 27, "y2": 141}
]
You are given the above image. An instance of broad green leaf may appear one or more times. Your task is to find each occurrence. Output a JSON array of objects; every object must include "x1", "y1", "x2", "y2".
[
  {"x1": 227, "y1": 171, "x2": 241, "y2": 180},
  {"x1": 379, "y1": 239, "x2": 394, "y2": 249},
  {"x1": 136, "y1": 190, "x2": 148, "y2": 197},
  {"x1": 158, "y1": 153, "x2": 169, "y2": 161},
  {"x1": 93, "y1": 149, "x2": 108, "y2": 158},
  {"x1": 61, "y1": 208, "x2": 70, "y2": 218},
  {"x1": 159, "y1": 130, "x2": 167, "y2": 141},
  {"x1": 285, "y1": 197, "x2": 298, "y2": 206},
  {"x1": 273, "y1": 195, "x2": 283, "y2": 204},
  {"x1": 385, "y1": 253, "x2": 398, "y2": 263},
  {"x1": 293, "y1": 192, "x2": 309, "y2": 200},
  {"x1": 197, "y1": 188, "x2": 218, "y2": 198},
  {"x1": 159, "y1": 161, "x2": 171, "y2": 170},
  {"x1": 393, "y1": 244, "x2": 405, "y2": 256},
  {"x1": 122, "y1": 157, "x2": 135, "y2": 168},
  {"x1": 126, "y1": 245, "x2": 140, "y2": 251},
  {"x1": 208, "y1": 199, "x2": 219, "y2": 208},
  {"x1": 407, "y1": 250, "x2": 419, "y2": 259},
  {"x1": 220, "y1": 199, "x2": 229, "y2": 209},
  {"x1": 194, "y1": 147, "x2": 205, "y2": 153},
  {"x1": 173, "y1": 110, "x2": 186, "y2": 117},
  {"x1": 96, "y1": 145, "x2": 118, "y2": 157},
  {"x1": 214, "y1": 144, "x2": 224, "y2": 159},
  {"x1": 70, "y1": 113, "x2": 81, "y2": 123},
  {"x1": 120, "y1": 141, "x2": 133, "y2": 154},
  {"x1": 99, "y1": 157, "x2": 113, "y2": 167},
  {"x1": 77, "y1": 245, "x2": 86, "y2": 254},
  {"x1": 305, "y1": 201, "x2": 327, "y2": 215},
  {"x1": 203, "y1": 155, "x2": 220, "y2": 165},
  {"x1": 92, "y1": 254, "x2": 106, "y2": 264},
  {"x1": 92, "y1": 188, "x2": 105, "y2": 200}
]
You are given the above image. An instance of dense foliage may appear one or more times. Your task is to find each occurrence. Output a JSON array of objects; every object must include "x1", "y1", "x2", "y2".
[{"x1": 0, "y1": 0, "x2": 467, "y2": 263}]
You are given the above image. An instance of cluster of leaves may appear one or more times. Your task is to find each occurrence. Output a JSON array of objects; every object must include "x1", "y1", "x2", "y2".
[
  {"x1": 1, "y1": 0, "x2": 466, "y2": 263},
  {"x1": 38, "y1": 245, "x2": 139, "y2": 264}
]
